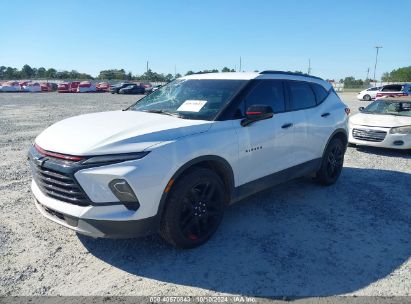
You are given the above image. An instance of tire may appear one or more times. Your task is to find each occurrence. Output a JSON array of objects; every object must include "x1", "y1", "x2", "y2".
[
  {"x1": 363, "y1": 94, "x2": 371, "y2": 101},
  {"x1": 316, "y1": 138, "x2": 345, "y2": 186},
  {"x1": 160, "y1": 168, "x2": 226, "y2": 249}
]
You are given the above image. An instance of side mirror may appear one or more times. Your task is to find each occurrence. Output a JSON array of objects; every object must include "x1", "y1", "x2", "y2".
[
  {"x1": 241, "y1": 105, "x2": 274, "y2": 127},
  {"x1": 359, "y1": 106, "x2": 365, "y2": 112}
]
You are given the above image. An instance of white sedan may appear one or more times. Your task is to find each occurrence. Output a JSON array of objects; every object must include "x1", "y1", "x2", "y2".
[
  {"x1": 357, "y1": 86, "x2": 382, "y2": 101},
  {"x1": 349, "y1": 96, "x2": 411, "y2": 149}
]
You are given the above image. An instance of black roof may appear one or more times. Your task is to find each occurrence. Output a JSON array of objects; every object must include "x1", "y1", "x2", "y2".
[{"x1": 259, "y1": 70, "x2": 324, "y2": 81}]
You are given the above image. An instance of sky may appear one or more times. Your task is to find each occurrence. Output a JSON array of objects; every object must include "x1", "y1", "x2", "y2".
[{"x1": 1, "y1": 0, "x2": 410, "y2": 80}]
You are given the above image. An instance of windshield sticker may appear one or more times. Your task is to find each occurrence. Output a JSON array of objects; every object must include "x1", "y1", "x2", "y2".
[{"x1": 177, "y1": 100, "x2": 207, "y2": 112}]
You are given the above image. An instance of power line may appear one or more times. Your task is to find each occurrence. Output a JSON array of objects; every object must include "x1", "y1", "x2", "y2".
[{"x1": 373, "y1": 46, "x2": 382, "y2": 86}]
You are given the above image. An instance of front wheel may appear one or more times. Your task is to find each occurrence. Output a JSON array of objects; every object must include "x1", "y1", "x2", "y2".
[
  {"x1": 363, "y1": 94, "x2": 371, "y2": 101},
  {"x1": 160, "y1": 168, "x2": 226, "y2": 249},
  {"x1": 316, "y1": 138, "x2": 345, "y2": 186}
]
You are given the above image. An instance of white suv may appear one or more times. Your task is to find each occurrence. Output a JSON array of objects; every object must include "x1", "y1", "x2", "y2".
[
  {"x1": 29, "y1": 71, "x2": 349, "y2": 248},
  {"x1": 357, "y1": 86, "x2": 382, "y2": 101}
]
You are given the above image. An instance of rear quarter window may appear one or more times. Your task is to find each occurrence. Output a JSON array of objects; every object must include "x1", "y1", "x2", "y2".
[{"x1": 310, "y1": 83, "x2": 329, "y2": 104}]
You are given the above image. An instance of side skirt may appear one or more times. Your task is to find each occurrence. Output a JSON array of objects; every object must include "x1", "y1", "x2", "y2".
[{"x1": 230, "y1": 158, "x2": 322, "y2": 204}]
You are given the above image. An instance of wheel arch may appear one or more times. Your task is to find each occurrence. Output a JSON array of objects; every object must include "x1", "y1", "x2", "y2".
[
  {"x1": 322, "y1": 128, "x2": 348, "y2": 159},
  {"x1": 156, "y1": 155, "x2": 235, "y2": 225}
]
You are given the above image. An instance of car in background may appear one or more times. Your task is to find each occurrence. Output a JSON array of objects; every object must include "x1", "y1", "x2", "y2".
[
  {"x1": 77, "y1": 81, "x2": 97, "y2": 93},
  {"x1": 110, "y1": 82, "x2": 135, "y2": 94},
  {"x1": 96, "y1": 82, "x2": 110, "y2": 92},
  {"x1": 349, "y1": 95, "x2": 411, "y2": 150},
  {"x1": 118, "y1": 84, "x2": 145, "y2": 94},
  {"x1": 357, "y1": 86, "x2": 382, "y2": 101},
  {"x1": 152, "y1": 84, "x2": 162, "y2": 92},
  {"x1": 375, "y1": 84, "x2": 411, "y2": 99},
  {"x1": 140, "y1": 82, "x2": 153, "y2": 94},
  {"x1": 22, "y1": 82, "x2": 42, "y2": 92},
  {"x1": 0, "y1": 81, "x2": 21, "y2": 92},
  {"x1": 58, "y1": 81, "x2": 80, "y2": 93},
  {"x1": 40, "y1": 82, "x2": 55, "y2": 92}
]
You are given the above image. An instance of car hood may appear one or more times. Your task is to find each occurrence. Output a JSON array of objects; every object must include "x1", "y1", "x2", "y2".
[
  {"x1": 349, "y1": 113, "x2": 411, "y2": 128},
  {"x1": 35, "y1": 110, "x2": 212, "y2": 155}
]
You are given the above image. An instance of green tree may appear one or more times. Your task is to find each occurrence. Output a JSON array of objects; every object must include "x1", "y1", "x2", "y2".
[
  {"x1": 5, "y1": 67, "x2": 20, "y2": 79},
  {"x1": 381, "y1": 66, "x2": 411, "y2": 82},
  {"x1": 46, "y1": 68, "x2": 57, "y2": 78},
  {"x1": 0, "y1": 66, "x2": 6, "y2": 79},
  {"x1": 221, "y1": 67, "x2": 231, "y2": 72},
  {"x1": 36, "y1": 67, "x2": 46, "y2": 78},
  {"x1": 21, "y1": 64, "x2": 34, "y2": 79},
  {"x1": 165, "y1": 74, "x2": 174, "y2": 81}
]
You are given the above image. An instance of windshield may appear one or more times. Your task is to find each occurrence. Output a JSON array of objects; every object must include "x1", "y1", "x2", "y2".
[
  {"x1": 129, "y1": 79, "x2": 246, "y2": 120},
  {"x1": 362, "y1": 100, "x2": 411, "y2": 116}
]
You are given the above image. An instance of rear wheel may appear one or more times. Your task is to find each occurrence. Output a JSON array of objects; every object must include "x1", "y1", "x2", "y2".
[
  {"x1": 363, "y1": 94, "x2": 371, "y2": 101},
  {"x1": 316, "y1": 138, "x2": 345, "y2": 186},
  {"x1": 160, "y1": 168, "x2": 226, "y2": 249}
]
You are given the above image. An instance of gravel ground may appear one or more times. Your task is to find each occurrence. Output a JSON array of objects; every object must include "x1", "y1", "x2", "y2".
[{"x1": 0, "y1": 92, "x2": 410, "y2": 298}]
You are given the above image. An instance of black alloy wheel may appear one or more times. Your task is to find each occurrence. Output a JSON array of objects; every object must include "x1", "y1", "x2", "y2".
[
  {"x1": 316, "y1": 138, "x2": 345, "y2": 186},
  {"x1": 160, "y1": 168, "x2": 226, "y2": 249}
]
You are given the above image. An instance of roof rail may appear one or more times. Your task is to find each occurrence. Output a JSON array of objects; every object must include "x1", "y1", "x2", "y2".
[{"x1": 259, "y1": 70, "x2": 324, "y2": 81}]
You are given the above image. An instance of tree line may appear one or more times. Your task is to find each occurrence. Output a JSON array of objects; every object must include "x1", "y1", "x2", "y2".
[
  {"x1": 0, "y1": 65, "x2": 238, "y2": 82},
  {"x1": 2, "y1": 64, "x2": 410, "y2": 83},
  {"x1": 0, "y1": 65, "x2": 93, "y2": 80}
]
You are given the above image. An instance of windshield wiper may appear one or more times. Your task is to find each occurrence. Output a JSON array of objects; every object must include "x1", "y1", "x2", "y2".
[{"x1": 143, "y1": 109, "x2": 181, "y2": 118}]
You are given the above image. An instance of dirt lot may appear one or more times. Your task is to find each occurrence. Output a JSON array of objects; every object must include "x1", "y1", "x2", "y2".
[{"x1": 0, "y1": 92, "x2": 410, "y2": 297}]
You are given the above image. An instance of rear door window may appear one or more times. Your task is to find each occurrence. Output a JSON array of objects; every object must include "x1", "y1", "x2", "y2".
[{"x1": 288, "y1": 81, "x2": 317, "y2": 110}]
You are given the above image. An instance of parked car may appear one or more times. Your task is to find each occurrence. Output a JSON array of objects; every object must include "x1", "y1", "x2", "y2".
[
  {"x1": 140, "y1": 82, "x2": 153, "y2": 94},
  {"x1": 0, "y1": 81, "x2": 21, "y2": 92},
  {"x1": 110, "y1": 82, "x2": 135, "y2": 94},
  {"x1": 58, "y1": 81, "x2": 80, "y2": 93},
  {"x1": 349, "y1": 95, "x2": 411, "y2": 149},
  {"x1": 357, "y1": 86, "x2": 382, "y2": 101},
  {"x1": 375, "y1": 84, "x2": 411, "y2": 99},
  {"x1": 40, "y1": 82, "x2": 55, "y2": 92},
  {"x1": 28, "y1": 71, "x2": 349, "y2": 248},
  {"x1": 22, "y1": 82, "x2": 42, "y2": 92},
  {"x1": 77, "y1": 81, "x2": 97, "y2": 93},
  {"x1": 19, "y1": 81, "x2": 30, "y2": 88},
  {"x1": 152, "y1": 84, "x2": 162, "y2": 92},
  {"x1": 96, "y1": 82, "x2": 110, "y2": 92},
  {"x1": 119, "y1": 84, "x2": 145, "y2": 94}
]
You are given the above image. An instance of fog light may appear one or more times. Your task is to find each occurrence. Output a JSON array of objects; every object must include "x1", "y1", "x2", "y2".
[
  {"x1": 108, "y1": 179, "x2": 140, "y2": 211},
  {"x1": 393, "y1": 140, "x2": 404, "y2": 146}
]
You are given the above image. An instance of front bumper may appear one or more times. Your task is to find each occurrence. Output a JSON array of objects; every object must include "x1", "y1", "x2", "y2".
[
  {"x1": 33, "y1": 181, "x2": 158, "y2": 238},
  {"x1": 349, "y1": 125, "x2": 411, "y2": 149},
  {"x1": 28, "y1": 145, "x2": 171, "y2": 238}
]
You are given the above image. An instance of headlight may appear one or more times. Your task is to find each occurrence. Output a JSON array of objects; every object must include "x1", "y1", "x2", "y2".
[
  {"x1": 82, "y1": 152, "x2": 149, "y2": 165},
  {"x1": 390, "y1": 126, "x2": 411, "y2": 134}
]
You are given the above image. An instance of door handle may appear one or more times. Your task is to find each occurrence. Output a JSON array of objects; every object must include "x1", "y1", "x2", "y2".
[
  {"x1": 321, "y1": 112, "x2": 330, "y2": 117},
  {"x1": 281, "y1": 123, "x2": 293, "y2": 129}
]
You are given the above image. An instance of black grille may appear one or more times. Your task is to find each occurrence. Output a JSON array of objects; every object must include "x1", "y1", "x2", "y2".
[
  {"x1": 352, "y1": 128, "x2": 387, "y2": 142},
  {"x1": 31, "y1": 162, "x2": 91, "y2": 206}
]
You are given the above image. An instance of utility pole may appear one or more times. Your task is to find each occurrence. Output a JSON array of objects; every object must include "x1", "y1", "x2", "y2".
[
  {"x1": 239, "y1": 57, "x2": 242, "y2": 72},
  {"x1": 373, "y1": 46, "x2": 382, "y2": 86},
  {"x1": 146, "y1": 61, "x2": 149, "y2": 73},
  {"x1": 366, "y1": 67, "x2": 370, "y2": 80},
  {"x1": 174, "y1": 65, "x2": 176, "y2": 78},
  {"x1": 308, "y1": 59, "x2": 312, "y2": 75}
]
